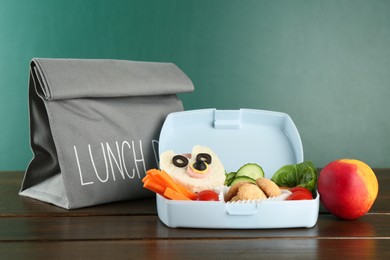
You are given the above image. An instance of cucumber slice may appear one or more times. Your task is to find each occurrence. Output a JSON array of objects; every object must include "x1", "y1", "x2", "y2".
[
  {"x1": 229, "y1": 176, "x2": 256, "y2": 186},
  {"x1": 227, "y1": 177, "x2": 236, "y2": 186},
  {"x1": 235, "y1": 163, "x2": 264, "y2": 180},
  {"x1": 226, "y1": 172, "x2": 236, "y2": 180},
  {"x1": 225, "y1": 172, "x2": 236, "y2": 185}
]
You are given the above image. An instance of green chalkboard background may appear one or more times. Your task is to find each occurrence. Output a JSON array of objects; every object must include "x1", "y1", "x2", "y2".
[{"x1": 1, "y1": 0, "x2": 389, "y2": 170}]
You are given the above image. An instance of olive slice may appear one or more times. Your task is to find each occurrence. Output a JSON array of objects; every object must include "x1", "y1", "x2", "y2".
[
  {"x1": 193, "y1": 161, "x2": 207, "y2": 171},
  {"x1": 196, "y1": 153, "x2": 212, "y2": 164},
  {"x1": 172, "y1": 155, "x2": 189, "y2": 168}
]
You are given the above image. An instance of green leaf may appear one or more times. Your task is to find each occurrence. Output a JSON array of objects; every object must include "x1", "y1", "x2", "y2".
[{"x1": 271, "y1": 161, "x2": 318, "y2": 191}]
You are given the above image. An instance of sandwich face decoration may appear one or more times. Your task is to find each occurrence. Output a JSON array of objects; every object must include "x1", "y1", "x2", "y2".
[{"x1": 159, "y1": 145, "x2": 226, "y2": 193}]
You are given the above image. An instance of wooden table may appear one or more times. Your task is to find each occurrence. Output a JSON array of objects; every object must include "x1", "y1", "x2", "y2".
[{"x1": 0, "y1": 170, "x2": 389, "y2": 259}]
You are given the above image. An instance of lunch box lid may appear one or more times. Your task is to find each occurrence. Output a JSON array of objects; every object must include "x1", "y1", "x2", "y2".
[{"x1": 158, "y1": 108, "x2": 303, "y2": 177}]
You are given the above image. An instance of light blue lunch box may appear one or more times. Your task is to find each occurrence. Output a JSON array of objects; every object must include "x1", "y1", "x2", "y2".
[{"x1": 157, "y1": 108, "x2": 319, "y2": 229}]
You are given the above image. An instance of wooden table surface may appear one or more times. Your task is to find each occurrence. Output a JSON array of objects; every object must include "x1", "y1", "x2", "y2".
[{"x1": 0, "y1": 170, "x2": 389, "y2": 259}]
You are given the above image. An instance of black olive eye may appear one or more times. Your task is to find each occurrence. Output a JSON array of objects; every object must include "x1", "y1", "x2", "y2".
[
  {"x1": 196, "y1": 153, "x2": 212, "y2": 164},
  {"x1": 172, "y1": 155, "x2": 189, "y2": 168}
]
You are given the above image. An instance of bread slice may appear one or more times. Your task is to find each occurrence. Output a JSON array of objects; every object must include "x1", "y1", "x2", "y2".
[{"x1": 160, "y1": 145, "x2": 225, "y2": 193}]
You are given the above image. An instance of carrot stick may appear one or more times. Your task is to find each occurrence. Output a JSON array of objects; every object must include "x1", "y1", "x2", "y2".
[
  {"x1": 143, "y1": 178, "x2": 166, "y2": 196},
  {"x1": 142, "y1": 168, "x2": 197, "y2": 200},
  {"x1": 142, "y1": 174, "x2": 151, "y2": 183},
  {"x1": 144, "y1": 169, "x2": 160, "y2": 179},
  {"x1": 154, "y1": 170, "x2": 197, "y2": 200},
  {"x1": 142, "y1": 169, "x2": 156, "y2": 182},
  {"x1": 148, "y1": 170, "x2": 169, "y2": 187},
  {"x1": 142, "y1": 175, "x2": 149, "y2": 183},
  {"x1": 164, "y1": 187, "x2": 192, "y2": 201}
]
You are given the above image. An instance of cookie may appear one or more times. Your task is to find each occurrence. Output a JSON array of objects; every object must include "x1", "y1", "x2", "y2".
[{"x1": 256, "y1": 177, "x2": 282, "y2": 197}]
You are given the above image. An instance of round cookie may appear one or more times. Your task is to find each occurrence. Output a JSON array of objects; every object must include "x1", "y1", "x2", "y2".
[
  {"x1": 256, "y1": 177, "x2": 281, "y2": 197},
  {"x1": 231, "y1": 183, "x2": 266, "y2": 201},
  {"x1": 224, "y1": 181, "x2": 247, "y2": 202}
]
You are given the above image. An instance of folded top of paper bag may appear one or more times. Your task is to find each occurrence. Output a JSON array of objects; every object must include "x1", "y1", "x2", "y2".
[{"x1": 31, "y1": 58, "x2": 194, "y2": 100}]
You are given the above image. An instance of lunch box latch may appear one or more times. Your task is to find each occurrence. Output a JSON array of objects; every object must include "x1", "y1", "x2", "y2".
[
  {"x1": 213, "y1": 110, "x2": 241, "y2": 129},
  {"x1": 225, "y1": 203, "x2": 259, "y2": 216}
]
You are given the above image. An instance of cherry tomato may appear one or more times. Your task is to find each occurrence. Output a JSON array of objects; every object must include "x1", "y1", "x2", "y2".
[
  {"x1": 289, "y1": 186, "x2": 313, "y2": 197},
  {"x1": 196, "y1": 190, "x2": 219, "y2": 201},
  {"x1": 286, "y1": 190, "x2": 313, "y2": 200}
]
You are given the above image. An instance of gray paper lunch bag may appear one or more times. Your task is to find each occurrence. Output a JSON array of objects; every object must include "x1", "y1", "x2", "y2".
[{"x1": 20, "y1": 58, "x2": 194, "y2": 209}]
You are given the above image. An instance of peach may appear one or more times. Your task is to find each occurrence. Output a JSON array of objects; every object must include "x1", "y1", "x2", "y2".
[{"x1": 318, "y1": 159, "x2": 378, "y2": 220}]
